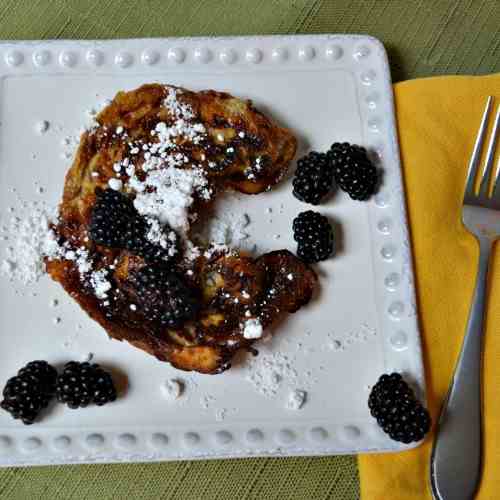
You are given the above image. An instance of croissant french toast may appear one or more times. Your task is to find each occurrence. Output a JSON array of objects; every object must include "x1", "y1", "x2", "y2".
[{"x1": 46, "y1": 83, "x2": 317, "y2": 374}]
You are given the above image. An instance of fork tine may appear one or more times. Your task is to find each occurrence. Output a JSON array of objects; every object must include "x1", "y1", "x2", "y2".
[
  {"x1": 486, "y1": 106, "x2": 500, "y2": 196},
  {"x1": 464, "y1": 96, "x2": 493, "y2": 198},
  {"x1": 479, "y1": 104, "x2": 500, "y2": 197},
  {"x1": 492, "y1": 155, "x2": 500, "y2": 199}
]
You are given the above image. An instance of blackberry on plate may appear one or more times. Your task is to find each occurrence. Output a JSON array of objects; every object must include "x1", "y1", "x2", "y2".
[
  {"x1": 91, "y1": 366, "x2": 117, "y2": 406},
  {"x1": 292, "y1": 152, "x2": 334, "y2": 205},
  {"x1": 89, "y1": 188, "x2": 178, "y2": 262},
  {"x1": 292, "y1": 210, "x2": 334, "y2": 263},
  {"x1": 126, "y1": 266, "x2": 200, "y2": 328},
  {"x1": 56, "y1": 361, "x2": 117, "y2": 409},
  {"x1": 1, "y1": 360, "x2": 57, "y2": 425},
  {"x1": 18, "y1": 360, "x2": 57, "y2": 395},
  {"x1": 368, "y1": 372, "x2": 431, "y2": 444},
  {"x1": 1, "y1": 376, "x2": 46, "y2": 424},
  {"x1": 327, "y1": 142, "x2": 378, "y2": 200}
]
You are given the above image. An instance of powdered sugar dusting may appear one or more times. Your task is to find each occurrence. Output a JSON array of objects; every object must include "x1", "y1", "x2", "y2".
[
  {"x1": 0, "y1": 205, "x2": 59, "y2": 284},
  {"x1": 197, "y1": 212, "x2": 250, "y2": 247},
  {"x1": 0, "y1": 196, "x2": 115, "y2": 303},
  {"x1": 58, "y1": 246, "x2": 92, "y2": 275},
  {"x1": 1, "y1": 86, "x2": 249, "y2": 304},
  {"x1": 246, "y1": 353, "x2": 298, "y2": 398},
  {"x1": 89, "y1": 268, "x2": 111, "y2": 299},
  {"x1": 47, "y1": 240, "x2": 113, "y2": 302},
  {"x1": 164, "y1": 87, "x2": 195, "y2": 121},
  {"x1": 120, "y1": 86, "x2": 212, "y2": 242},
  {"x1": 132, "y1": 166, "x2": 209, "y2": 234},
  {"x1": 145, "y1": 218, "x2": 178, "y2": 257}
]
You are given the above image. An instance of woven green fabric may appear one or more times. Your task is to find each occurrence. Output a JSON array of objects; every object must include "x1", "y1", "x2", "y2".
[
  {"x1": 0, "y1": 1, "x2": 498, "y2": 499},
  {"x1": 0, "y1": 0, "x2": 498, "y2": 81}
]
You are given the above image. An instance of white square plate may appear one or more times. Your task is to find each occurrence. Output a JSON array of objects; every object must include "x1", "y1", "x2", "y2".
[{"x1": 0, "y1": 35, "x2": 425, "y2": 465}]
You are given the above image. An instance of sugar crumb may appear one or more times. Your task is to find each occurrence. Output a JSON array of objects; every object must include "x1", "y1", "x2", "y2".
[
  {"x1": 243, "y1": 318, "x2": 263, "y2": 339},
  {"x1": 108, "y1": 178, "x2": 123, "y2": 191},
  {"x1": 35, "y1": 120, "x2": 50, "y2": 135},
  {"x1": 286, "y1": 389, "x2": 307, "y2": 410},
  {"x1": 161, "y1": 379, "x2": 184, "y2": 401}
]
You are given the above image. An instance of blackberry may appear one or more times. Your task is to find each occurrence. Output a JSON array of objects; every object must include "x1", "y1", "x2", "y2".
[
  {"x1": 1, "y1": 360, "x2": 57, "y2": 425},
  {"x1": 56, "y1": 362, "x2": 94, "y2": 409},
  {"x1": 56, "y1": 361, "x2": 117, "y2": 409},
  {"x1": 292, "y1": 210, "x2": 334, "y2": 263},
  {"x1": 126, "y1": 220, "x2": 178, "y2": 263},
  {"x1": 292, "y1": 152, "x2": 334, "y2": 205},
  {"x1": 92, "y1": 367, "x2": 117, "y2": 406},
  {"x1": 1, "y1": 376, "x2": 46, "y2": 424},
  {"x1": 127, "y1": 266, "x2": 200, "y2": 328},
  {"x1": 89, "y1": 189, "x2": 178, "y2": 262},
  {"x1": 327, "y1": 142, "x2": 378, "y2": 200},
  {"x1": 89, "y1": 188, "x2": 135, "y2": 247},
  {"x1": 368, "y1": 372, "x2": 431, "y2": 444},
  {"x1": 18, "y1": 360, "x2": 57, "y2": 395}
]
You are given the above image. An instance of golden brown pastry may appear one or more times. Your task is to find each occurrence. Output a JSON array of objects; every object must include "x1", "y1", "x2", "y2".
[{"x1": 46, "y1": 84, "x2": 317, "y2": 374}]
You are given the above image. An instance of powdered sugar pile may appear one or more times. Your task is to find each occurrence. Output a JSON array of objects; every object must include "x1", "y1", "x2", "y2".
[
  {"x1": 198, "y1": 211, "x2": 250, "y2": 247},
  {"x1": 107, "y1": 178, "x2": 122, "y2": 191},
  {"x1": 243, "y1": 318, "x2": 263, "y2": 339},
  {"x1": 112, "y1": 87, "x2": 213, "y2": 250},
  {"x1": 132, "y1": 166, "x2": 210, "y2": 234},
  {"x1": 0, "y1": 205, "x2": 59, "y2": 284},
  {"x1": 245, "y1": 353, "x2": 298, "y2": 398},
  {"x1": 0, "y1": 200, "x2": 114, "y2": 303}
]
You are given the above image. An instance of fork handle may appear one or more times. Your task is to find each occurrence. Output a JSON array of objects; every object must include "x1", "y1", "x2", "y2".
[{"x1": 430, "y1": 238, "x2": 492, "y2": 500}]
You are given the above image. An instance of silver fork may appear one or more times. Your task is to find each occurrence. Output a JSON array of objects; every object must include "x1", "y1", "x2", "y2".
[{"x1": 430, "y1": 97, "x2": 500, "y2": 500}]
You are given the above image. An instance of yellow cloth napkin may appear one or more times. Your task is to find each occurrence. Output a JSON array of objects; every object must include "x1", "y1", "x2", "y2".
[{"x1": 359, "y1": 73, "x2": 500, "y2": 500}]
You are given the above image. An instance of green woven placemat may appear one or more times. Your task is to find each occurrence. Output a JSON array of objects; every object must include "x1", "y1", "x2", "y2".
[{"x1": 0, "y1": 1, "x2": 498, "y2": 499}]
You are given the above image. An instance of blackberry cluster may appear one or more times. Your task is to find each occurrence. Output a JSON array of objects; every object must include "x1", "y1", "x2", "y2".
[
  {"x1": 18, "y1": 361, "x2": 58, "y2": 391},
  {"x1": 127, "y1": 266, "x2": 200, "y2": 328},
  {"x1": 292, "y1": 211, "x2": 334, "y2": 263},
  {"x1": 89, "y1": 189, "x2": 178, "y2": 262},
  {"x1": 327, "y1": 143, "x2": 378, "y2": 200},
  {"x1": 292, "y1": 152, "x2": 334, "y2": 205},
  {"x1": 1, "y1": 360, "x2": 118, "y2": 423},
  {"x1": 56, "y1": 361, "x2": 117, "y2": 409},
  {"x1": 0, "y1": 361, "x2": 57, "y2": 425},
  {"x1": 368, "y1": 373, "x2": 431, "y2": 444}
]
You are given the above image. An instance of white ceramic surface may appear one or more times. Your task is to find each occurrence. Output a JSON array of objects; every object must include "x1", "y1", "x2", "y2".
[{"x1": 0, "y1": 35, "x2": 425, "y2": 465}]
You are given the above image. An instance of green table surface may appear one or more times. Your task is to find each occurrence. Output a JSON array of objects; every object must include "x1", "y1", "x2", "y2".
[{"x1": 0, "y1": 1, "x2": 498, "y2": 499}]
